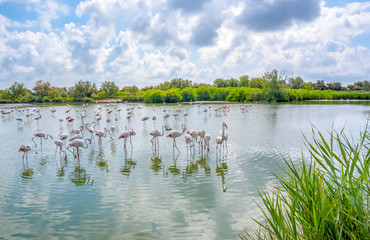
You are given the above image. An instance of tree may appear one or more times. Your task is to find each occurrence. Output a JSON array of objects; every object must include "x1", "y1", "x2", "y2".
[
  {"x1": 250, "y1": 77, "x2": 268, "y2": 89},
  {"x1": 181, "y1": 87, "x2": 197, "y2": 102},
  {"x1": 100, "y1": 81, "x2": 119, "y2": 96},
  {"x1": 8, "y1": 82, "x2": 29, "y2": 99},
  {"x1": 170, "y1": 78, "x2": 192, "y2": 89},
  {"x1": 326, "y1": 82, "x2": 343, "y2": 91},
  {"x1": 121, "y1": 85, "x2": 139, "y2": 93},
  {"x1": 289, "y1": 77, "x2": 305, "y2": 89},
  {"x1": 72, "y1": 80, "x2": 97, "y2": 98},
  {"x1": 312, "y1": 80, "x2": 327, "y2": 90},
  {"x1": 263, "y1": 69, "x2": 281, "y2": 91},
  {"x1": 32, "y1": 80, "x2": 52, "y2": 97},
  {"x1": 226, "y1": 78, "x2": 240, "y2": 87},
  {"x1": 239, "y1": 75, "x2": 250, "y2": 87},
  {"x1": 214, "y1": 78, "x2": 227, "y2": 88}
]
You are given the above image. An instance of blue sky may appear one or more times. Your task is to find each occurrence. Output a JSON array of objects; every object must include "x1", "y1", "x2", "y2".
[{"x1": 0, "y1": 0, "x2": 370, "y2": 89}]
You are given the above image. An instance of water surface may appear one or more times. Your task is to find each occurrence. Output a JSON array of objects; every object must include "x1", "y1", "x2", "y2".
[{"x1": 0, "y1": 102, "x2": 368, "y2": 239}]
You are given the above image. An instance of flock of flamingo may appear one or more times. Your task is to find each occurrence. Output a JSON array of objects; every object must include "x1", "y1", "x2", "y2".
[{"x1": 0, "y1": 102, "x2": 242, "y2": 162}]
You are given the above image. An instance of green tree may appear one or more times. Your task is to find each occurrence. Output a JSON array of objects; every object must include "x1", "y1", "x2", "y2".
[
  {"x1": 121, "y1": 85, "x2": 139, "y2": 93},
  {"x1": 155, "y1": 81, "x2": 172, "y2": 91},
  {"x1": 239, "y1": 75, "x2": 250, "y2": 87},
  {"x1": 100, "y1": 81, "x2": 119, "y2": 96},
  {"x1": 214, "y1": 78, "x2": 227, "y2": 88},
  {"x1": 164, "y1": 88, "x2": 183, "y2": 103},
  {"x1": 263, "y1": 69, "x2": 281, "y2": 90},
  {"x1": 170, "y1": 78, "x2": 192, "y2": 89},
  {"x1": 8, "y1": 81, "x2": 29, "y2": 99},
  {"x1": 181, "y1": 87, "x2": 197, "y2": 102},
  {"x1": 72, "y1": 80, "x2": 98, "y2": 98},
  {"x1": 289, "y1": 76, "x2": 305, "y2": 89},
  {"x1": 32, "y1": 80, "x2": 52, "y2": 97},
  {"x1": 250, "y1": 77, "x2": 268, "y2": 89},
  {"x1": 326, "y1": 82, "x2": 343, "y2": 91},
  {"x1": 226, "y1": 78, "x2": 240, "y2": 87},
  {"x1": 143, "y1": 89, "x2": 165, "y2": 103}
]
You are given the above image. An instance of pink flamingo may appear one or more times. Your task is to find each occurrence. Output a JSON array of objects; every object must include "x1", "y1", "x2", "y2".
[
  {"x1": 95, "y1": 128, "x2": 107, "y2": 144},
  {"x1": 54, "y1": 140, "x2": 66, "y2": 157},
  {"x1": 32, "y1": 131, "x2": 53, "y2": 148},
  {"x1": 204, "y1": 134, "x2": 211, "y2": 151},
  {"x1": 67, "y1": 139, "x2": 91, "y2": 159},
  {"x1": 85, "y1": 122, "x2": 96, "y2": 140},
  {"x1": 220, "y1": 122, "x2": 228, "y2": 150},
  {"x1": 118, "y1": 129, "x2": 130, "y2": 149},
  {"x1": 149, "y1": 126, "x2": 165, "y2": 152},
  {"x1": 19, "y1": 145, "x2": 32, "y2": 160},
  {"x1": 128, "y1": 128, "x2": 136, "y2": 148},
  {"x1": 166, "y1": 124, "x2": 186, "y2": 154},
  {"x1": 184, "y1": 133, "x2": 194, "y2": 155}
]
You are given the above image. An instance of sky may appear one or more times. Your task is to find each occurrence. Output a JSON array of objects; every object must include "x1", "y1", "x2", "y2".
[{"x1": 0, "y1": 0, "x2": 370, "y2": 89}]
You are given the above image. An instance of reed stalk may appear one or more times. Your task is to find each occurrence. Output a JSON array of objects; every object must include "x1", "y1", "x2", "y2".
[{"x1": 240, "y1": 124, "x2": 370, "y2": 239}]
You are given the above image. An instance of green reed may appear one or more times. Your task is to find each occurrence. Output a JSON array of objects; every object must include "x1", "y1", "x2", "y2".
[{"x1": 240, "y1": 124, "x2": 369, "y2": 239}]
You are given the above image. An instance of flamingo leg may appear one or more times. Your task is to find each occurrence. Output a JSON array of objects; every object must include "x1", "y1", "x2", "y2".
[
  {"x1": 174, "y1": 139, "x2": 180, "y2": 153},
  {"x1": 32, "y1": 137, "x2": 37, "y2": 147},
  {"x1": 67, "y1": 146, "x2": 76, "y2": 158}
]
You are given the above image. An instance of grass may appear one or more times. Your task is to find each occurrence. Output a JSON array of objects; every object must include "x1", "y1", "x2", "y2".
[{"x1": 240, "y1": 124, "x2": 370, "y2": 239}]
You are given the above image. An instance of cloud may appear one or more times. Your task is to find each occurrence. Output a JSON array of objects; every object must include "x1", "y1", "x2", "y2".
[
  {"x1": 168, "y1": 0, "x2": 211, "y2": 13},
  {"x1": 237, "y1": 0, "x2": 322, "y2": 32}
]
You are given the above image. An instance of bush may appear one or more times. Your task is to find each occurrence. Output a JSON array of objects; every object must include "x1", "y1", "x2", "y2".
[{"x1": 143, "y1": 89, "x2": 165, "y2": 103}]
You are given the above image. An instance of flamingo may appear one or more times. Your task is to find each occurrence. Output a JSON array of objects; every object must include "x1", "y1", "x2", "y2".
[
  {"x1": 220, "y1": 122, "x2": 228, "y2": 150},
  {"x1": 95, "y1": 128, "x2": 107, "y2": 144},
  {"x1": 16, "y1": 117, "x2": 25, "y2": 125},
  {"x1": 149, "y1": 126, "x2": 165, "y2": 152},
  {"x1": 198, "y1": 129, "x2": 206, "y2": 151},
  {"x1": 19, "y1": 145, "x2": 32, "y2": 160},
  {"x1": 109, "y1": 126, "x2": 116, "y2": 140},
  {"x1": 54, "y1": 140, "x2": 65, "y2": 156},
  {"x1": 86, "y1": 122, "x2": 96, "y2": 140},
  {"x1": 184, "y1": 133, "x2": 194, "y2": 155},
  {"x1": 142, "y1": 116, "x2": 149, "y2": 126},
  {"x1": 166, "y1": 124, "x2": 186, "y2": 154},
  {"x1": 128, "y1": 128, "x2": 136, "y2": 148},
  {"x1": 118, "y1": 129, "x2": 130, "y2": 149},
  {"x1": 188, "y1": 129, "x2": 199, "y2": 151},
  {"x1": 216, "y1": 136, "x2": 223, "y2": 151},
  {"x1": 32, "y1": 131, "x2": 53, "y2": 148},
  {"x1": 204, "y1": 134, "x2": 211, "y2": 151},
  {"x1": 67, "y1": 138, "x2": 91, "y2": 159}
]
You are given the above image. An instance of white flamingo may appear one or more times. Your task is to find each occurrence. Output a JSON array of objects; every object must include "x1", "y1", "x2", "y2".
[
  {"x1": 149, "y1": 126, "x2": 165, "y2": 152},
  {"x1": 166, "y1": 124, "x2": 186, "y2": 154},
  {"x1": 118, "y1": 129, "x2": 130, "y2": 149},
  {"x1": 32, "y1": 131, "x2": 53, "y2": 148},
  {"x1": 19, "y1": 145, "x2": 32, "y2": 160},
  {"x1": 95, "y1": 128, "x2": 107, "y2": 144},
  {"x1": 67, "y1": 139, "x2": 91, "y2": 159}
]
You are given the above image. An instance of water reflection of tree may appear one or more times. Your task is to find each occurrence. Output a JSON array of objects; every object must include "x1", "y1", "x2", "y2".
[
  {"x1": 21, "y1": 168, "x2": 34, "y2": 183},
  {"x1": 216, "y1": 158, "x2": 228, "y2": 192},
  {"x1": 151, "y1": 156, "x2": 163, "y2": 173},
  {"x1": 120, "y1": 150, "x2": 136, "y2": 178},
  {"x1": 69, "y1": 166, "x2": 93, "y2": 186},
  {"x1": 96, "y1": 145, "x2": 109, "y2": 173}
]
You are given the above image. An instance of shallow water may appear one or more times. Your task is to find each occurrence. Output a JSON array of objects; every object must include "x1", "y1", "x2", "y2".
[{"x1": 0, "y1": 102, "x2": 369, "y2": 239}]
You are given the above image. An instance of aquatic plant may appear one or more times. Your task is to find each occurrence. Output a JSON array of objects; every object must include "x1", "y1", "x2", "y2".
[{"x1": 240, "y1": 125, "x2": 370, "y2": 239}]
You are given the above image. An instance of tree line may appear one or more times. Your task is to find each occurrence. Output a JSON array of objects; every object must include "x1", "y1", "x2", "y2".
[{"x1": 1, "y1": 69, "x2": 369, "y2": 103}]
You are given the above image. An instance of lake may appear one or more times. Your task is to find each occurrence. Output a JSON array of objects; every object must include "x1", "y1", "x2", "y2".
[{"x1": 0, "y1": 102, "x2": 369, "y2": 239}]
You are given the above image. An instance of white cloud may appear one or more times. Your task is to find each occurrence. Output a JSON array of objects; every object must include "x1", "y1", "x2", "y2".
[{"x1": 1, "y1": 0, "x2": 370, "y2": 88}]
